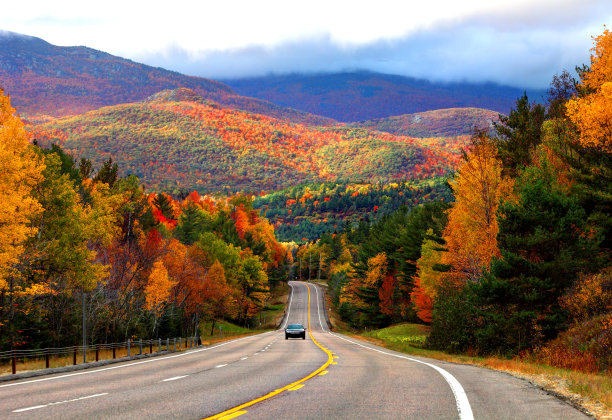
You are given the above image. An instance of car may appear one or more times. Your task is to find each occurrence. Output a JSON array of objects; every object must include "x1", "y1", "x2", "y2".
[{"x1": 285, "y1": 323, "x2": 306, "y2": 340}]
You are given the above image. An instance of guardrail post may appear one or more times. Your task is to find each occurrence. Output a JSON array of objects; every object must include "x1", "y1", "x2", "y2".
[
  {"x1": 139, "y1": 339, "x2": 143, "y2": 355},
  {"x1": 46, "y1": 352, "x2": 50, "y2": 369},
  {"x1": 127, "y1": 339, "x2": 131, "y2": 357},
  {"x1": 113, "y1": 346, "x2": 116, "y2": 359},
  {"x1": 96, "y1": 345, "x2": 99, "y2": 361},
  {"x1": 158, "y1": 338, "x2": 161, "y2": 353},
  {"x1": 166, "y1": 338, "x2": 169, "y2": 352},
  {"x1": 178, "y1": 337, "x2": 181, "y2": 350},
  {"x1": 12, "y1": 352, "x2": 16, "y2": 374},
  {"x1": 149, "y1": 341, "x2": 152, "y2": 354},
  {"x1": 173, "y1": 338, "x2": 176, "y2": 352},
  {"x1": 73, "y1": 347, "x2": 77, "y2": 365}
]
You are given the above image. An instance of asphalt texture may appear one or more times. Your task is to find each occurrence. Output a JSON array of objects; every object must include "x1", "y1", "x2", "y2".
[{"x1": 0, "y1": 281, "x2": 589, "y2": 419}]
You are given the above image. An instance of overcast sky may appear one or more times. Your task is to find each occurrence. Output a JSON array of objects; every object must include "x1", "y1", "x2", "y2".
[{"x1": 2, "y1": 0, "x2": 610, "y2": 88}]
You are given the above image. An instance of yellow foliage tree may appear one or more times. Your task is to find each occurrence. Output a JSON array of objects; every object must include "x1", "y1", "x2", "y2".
[
  {"x1": 442, "y1": 136, "x2": 514, "y2": 282},
  {"x1": 0, "y1": 90, "x2": 44, "y2": 289},
  {"x1": 145, "y1": 260, "x2": 176, "y2": 317},
  {"x1": 567, "y1": 28, "x2": 612, "y2": 152}
]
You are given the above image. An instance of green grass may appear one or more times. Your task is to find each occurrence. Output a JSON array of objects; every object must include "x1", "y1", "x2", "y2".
[
  {"x1": 199, "y1": 320, "x2": 253, "y2": 339},
  {"x1": 362, "y1": 323, "x2": 430, "y2": 348}
]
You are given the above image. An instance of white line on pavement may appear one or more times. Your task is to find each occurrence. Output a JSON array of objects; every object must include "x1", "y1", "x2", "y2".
[
  {"x1": 13, "y1": 393, "x2": 109, "y2": 412},
  {"x1": 162, "y1": 375, "x2": 187, "y2": 382},
  {"x1": 0, "y1": 332, "x2": 275, "y2": 388},
  {"x1": 329, "y1": 333, "x2": 474, "y2": 420}
]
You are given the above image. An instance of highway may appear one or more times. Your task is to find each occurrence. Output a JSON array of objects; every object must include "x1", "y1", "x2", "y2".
[{"x1": 0, "y1": 281, "x2": 588, "y2": 419}]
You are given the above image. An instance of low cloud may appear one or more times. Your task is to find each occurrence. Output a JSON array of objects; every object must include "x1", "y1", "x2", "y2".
[{"x1": 133, "y1": 2, "x2": 609, "y2": 89}]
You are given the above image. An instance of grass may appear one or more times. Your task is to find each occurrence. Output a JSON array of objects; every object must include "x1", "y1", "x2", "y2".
[{"x1": 346, "y1": 323, "x2": 612, "y2": 419}]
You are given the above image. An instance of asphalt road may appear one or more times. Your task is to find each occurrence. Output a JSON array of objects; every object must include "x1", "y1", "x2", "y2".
[{"x1": 0, "y1": 281, "x2": 589, "y2": 419}]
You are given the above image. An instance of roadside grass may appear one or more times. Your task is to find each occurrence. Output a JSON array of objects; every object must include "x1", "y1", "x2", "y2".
[{"x1": 347, "y1": 323, "x2": 611, "y2": 419}]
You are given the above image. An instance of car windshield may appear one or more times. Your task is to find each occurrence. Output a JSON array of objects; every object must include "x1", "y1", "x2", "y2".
[{"x1": 287, "y1": 324, "x2": 304, "y2": 329}]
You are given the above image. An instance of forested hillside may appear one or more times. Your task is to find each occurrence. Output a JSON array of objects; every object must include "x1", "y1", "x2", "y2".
[
  {"x1": 254, "y1": 180, "x2": 452, "y2": 243},
  {"x1": 0, "y1": 89, "x2": 289, "y2": 350},
  {"x1": 350, "y1": 107, "x2": 500, "y2": 138},
  {"x1": 34, "y1": 88, "x2": 460, "y2": 194},
  {"x1": 0, "y1": 31, "x2": 334, "y2": 125}
]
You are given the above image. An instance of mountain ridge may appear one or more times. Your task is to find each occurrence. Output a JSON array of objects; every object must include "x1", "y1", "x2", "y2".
[
  {"x1": 350, "y1": 107, "x2": 500, "y2": 138},
  {"x1": 34, "y1": 88, "x2": 460, "y2": 194},
  {"x1": 0, "y1": 31, "x2": 334, "y2": 125},
  {"x1": 223, "y1": 71, "x2": 546, "y2": 122}
]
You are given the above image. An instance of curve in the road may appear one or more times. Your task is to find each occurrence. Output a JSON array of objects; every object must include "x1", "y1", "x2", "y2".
[
  {"x1": 310, "y1": 283, "x2": 474, "y2": 420},
  {"x1": 203, "y1": 282, "x2": 334, "y2": 420}
]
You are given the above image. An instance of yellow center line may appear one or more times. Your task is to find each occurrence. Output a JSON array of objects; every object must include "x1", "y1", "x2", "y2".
[{"x1": 203, "y1": 282, "x2": 333, "y2": 420}]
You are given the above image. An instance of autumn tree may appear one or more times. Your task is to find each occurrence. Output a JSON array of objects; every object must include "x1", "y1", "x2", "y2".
[
  {"x1": 410, "y1": 229, "x2": 446, "y2": 323},
  {"x1": 442, "y1": 132, "x2": 513, "y2": 283},
  {"x1": 145, "y1": 260, "x2": 176, "y2": 335},
  {"x1": 469, "y1": 164, "x2": 603, "y2": 354},
  {"x1": 0, "y1": 90, "x2": 43, "y2": 289}
]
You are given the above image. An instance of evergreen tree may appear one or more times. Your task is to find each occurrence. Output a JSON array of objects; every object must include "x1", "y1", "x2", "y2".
[
  {"x1": 494, "y1": 93, "x2": 546, "y2": 174},
  {"x1": 94, "y1": 157, "x2": 119, "y2": 188},
  {"x1": 175, "y1": 202, "x2": 209, "y2": 245},
  {"x1": 469, "y1": 167, "x2": 603, "y2": 354},
  {"x1": 153, "y1": 193, "x2": 174, "y2": 220}
]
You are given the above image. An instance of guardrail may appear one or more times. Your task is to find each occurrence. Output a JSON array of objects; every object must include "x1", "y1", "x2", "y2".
[{"x1": 0, "y1": 336, "x2": 202, "y2": 375}]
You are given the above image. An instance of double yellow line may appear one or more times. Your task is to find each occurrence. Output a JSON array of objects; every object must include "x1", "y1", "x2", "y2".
[{"x1": 204, "y1": 283, "x2": 333, "y2": 420}]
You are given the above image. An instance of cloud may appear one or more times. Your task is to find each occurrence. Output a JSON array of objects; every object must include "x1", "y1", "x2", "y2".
[
  {"x1": 4, "y1": 0, "x2": 610, "y2": 88},
  {"x1": 134, "y1": 17, "x2": 602, "y2": 89}
]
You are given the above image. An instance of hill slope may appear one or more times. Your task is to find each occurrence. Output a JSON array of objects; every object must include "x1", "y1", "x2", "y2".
[
  {"x1": 223, "y1": 71, "x2": 545, "y2": 122},
  {"x1": 0, "y1": 31, "x2": 334, "y2": 125},
  {"x1": 351, "y1": 107, "x2": 500, "y2": 138},
  {"x1": 35, "y1": 89, "x2": 459, "y2": 194}
]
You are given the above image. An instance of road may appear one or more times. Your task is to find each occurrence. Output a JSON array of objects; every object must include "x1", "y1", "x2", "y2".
[{"x1": 0, "y1": 281, "x2": 588, "y2": 419}]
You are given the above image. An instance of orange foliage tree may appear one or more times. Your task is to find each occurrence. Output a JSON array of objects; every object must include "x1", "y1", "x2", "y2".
[
  {"x1": 441, "y1": 134, "x2": 513, "y2": 282},
  {"x1": 567, "y1": 28, "x2": 612, "y2": 152},
  {"x1": 0, "y1": 90, "x2": 44, "y2": 289}
]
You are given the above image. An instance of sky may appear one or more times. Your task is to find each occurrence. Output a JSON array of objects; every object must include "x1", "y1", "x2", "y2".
[{"x1": 1, "y1": 0, "x2": 611, "y2": 88}]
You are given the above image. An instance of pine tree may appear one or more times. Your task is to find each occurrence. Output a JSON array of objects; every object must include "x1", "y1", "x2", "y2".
[
  {"x1": 494, "y1": 93, "x2": 546, "y2": 174},
  {"x1": 470, "y1": 166, "x2": 603, "y2": 354}
]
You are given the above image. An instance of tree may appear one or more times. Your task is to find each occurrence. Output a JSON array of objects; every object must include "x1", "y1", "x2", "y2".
[
  {"x1": 442, "y1": 133, "x2": 513, "y2": 283},
  {"x1": 93, "y1": 157, "x2": 119, "y2": 188},
  {"x1": 145, "y1": 260, "x2": 176, "y2": 335},
  {"x1": 0, "y1": 90, "x2": 43, "y2": 289},
  {"x1": 494, "y1": 93, "x2": 546, "y2": 174},
  {"x1": 175, "y1": 201, "x2": 210, "y2": 245},
  {"x1": 410, "y1": 229, "x2": 446, "y2": 323},
  {"x1": 470, "y1": 165, "x2": 603, "y2": 354}
]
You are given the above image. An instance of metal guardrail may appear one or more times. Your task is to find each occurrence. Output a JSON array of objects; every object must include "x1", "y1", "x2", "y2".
[{"x1": 0, "y1": 336, "x2": 202, "y2": 375}]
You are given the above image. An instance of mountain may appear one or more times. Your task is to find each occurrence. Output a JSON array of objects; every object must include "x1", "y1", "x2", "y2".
[
  {"x1": 0, "y1": 31, "x2": 334, "y2": 125},
  {"x1": 350, "y1": 107, "x2": 500, "y2": 138},
  {"x1": 223, "y1": 71, "x2": 546, "y2": 122},
  {"x1": 35, "y1": 88, "x2": 459, "y2": 194}
]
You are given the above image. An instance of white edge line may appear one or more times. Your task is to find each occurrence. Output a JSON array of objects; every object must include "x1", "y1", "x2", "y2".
[
  {"x1": 281, "y1": 281, "x2": 295, "y2": 330},
  {"x1": 215, "y1": 364, "x2": 227, "y2": 368},
  {"x1": 328, "y1": 332, "x2": 474, "y2": 420},
  {"x1": 12, "y1": 405, "x2": 47, "y2": 413},
  {"x1": 313, "y1": 283, "x2": 326, "y2": 332},
  {"x1": 1, "y1": 331, "x2": 275, "y2": 388},
  {"x1": 162, "y1": 375, "x2": 187, "y2": 382},
  {"x1": 12, "y1": 393, "x2": 108, "y2": 412}
]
